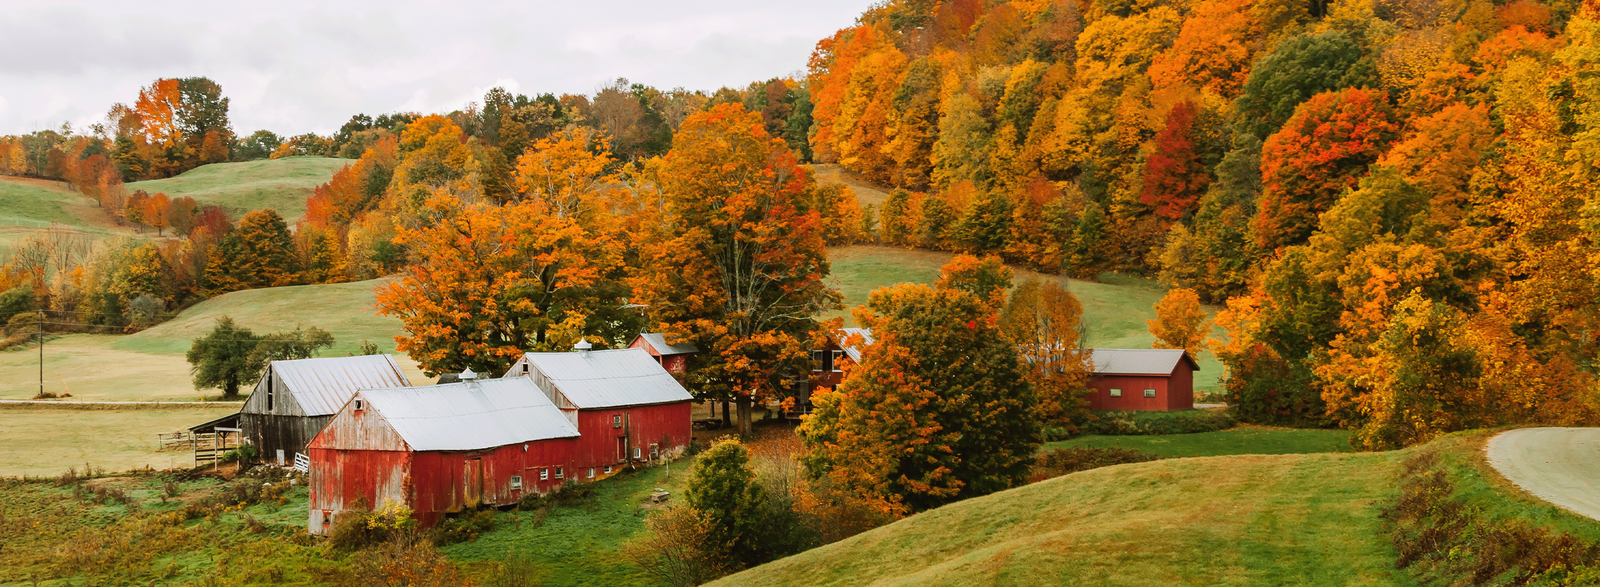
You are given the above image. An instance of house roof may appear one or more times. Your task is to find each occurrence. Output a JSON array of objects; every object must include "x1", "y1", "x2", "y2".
[
  {"x1": 634, "y1": 333, "x2": 700, "y2": 356},
  {"x1": 270, "y1": 354, "x2": 412, "y2": 416},
  {"x1": 517, "y1": 348, "x2": 694, "y2": 409},
  {"x1": 836, "y1": 328, "x2": 876, "y2": 362},
  {"x1": 356, "y1": 377, "x2": 578, "y2": 452},
  {"x1": 1089, "y1": 348, "x2": 1200, "y2": 376}
]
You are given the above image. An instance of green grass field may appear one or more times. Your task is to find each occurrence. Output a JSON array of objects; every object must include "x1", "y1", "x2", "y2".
[
  {"x1": 0, "y1": 177, "x2": 83, "y2": 226},
  {"x1": 126, "y1": 157, "x2": 349, "y2": 222},
  {"x1": 1045, "y1": 427, "x2": 1354, "y2": 458},
  {"x1": 0, "y1": 405, "x2": 238, "y2": 477},
  {"x1": 827, "y1": 245, "x2": 1226, "y2": 393},
  {"x1": 715, "y1": 449, "x2": 1415, "y2": 586},
  {"x1": 116, "y1": 277, "x2": 408, "y2": 357}
]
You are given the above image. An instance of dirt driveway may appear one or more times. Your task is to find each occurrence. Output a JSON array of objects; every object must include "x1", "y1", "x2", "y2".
[{"x1": 1485, "y1": 427, "x2": 1600, "y2": 521}]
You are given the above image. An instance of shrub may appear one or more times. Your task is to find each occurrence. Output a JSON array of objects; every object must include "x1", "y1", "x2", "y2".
[
  {"x1": 622, "y1": 506, "x2": 738, "y2": 587},
  {"x1": 482, "y1": 551, "x2": 544, "y2": 587},
  {"x1": 329, "y1": 500, "x2": 417, "y2": 551},
  {"x1": 220, "y1": 444, "x2": 259, "y2": 463},
  {"x1": 1082, "y1": 409, "x2": 1235, "y2": 436},
  {"x1": 333, "y1": 534, "x2": 468, "y2": 587},
  {"x1": 1031, "y1": 446, "x2": 1162, "y2": 482},
  {"x1": 431, "y1": 509, "x2": 496, "y2": 546}
]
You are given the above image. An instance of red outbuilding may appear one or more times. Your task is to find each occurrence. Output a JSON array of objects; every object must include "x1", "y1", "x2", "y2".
[
  {"x1": 503, "y1": 343, "x2": 694, "y2": 481},
  {"x1": 1085, "y1": 348, "x2": 1201, "y2": 412},
  {"x1": 306, "y1": 374, "x2": 580, "y2": 533},
  {"x1": 627, "y1": 333, "x2": 699, "y2": 375}
]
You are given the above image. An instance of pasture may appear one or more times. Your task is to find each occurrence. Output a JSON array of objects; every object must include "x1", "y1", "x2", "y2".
[
  {"x1": 1044, "y1": 426, "x2": 1355, "y2": 458},
  {"x1": 126, "y1": 156, "x2": 349, "y2": 222},
  {"x1": 0, "y1": 405, "x2": 238, "y2": 477}
]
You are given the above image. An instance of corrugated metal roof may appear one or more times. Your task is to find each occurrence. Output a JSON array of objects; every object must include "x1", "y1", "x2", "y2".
[
  {"x1": 636, "y1": 333, "x2": 700, "y2": 355},
  {"x1": 357, "y1": 377, "x2": 579, "y2": 452},
  {"x1": 273, "y1": 355, "x2": 411, "y2": 416},
  {"x1": 837, "y1": 328, "x2": 876, "y2": 362},
  {"x1": 1089, "y1": 348, "x2": 1200, "y2": 376},
  {"x1": 519, "y1": 348, "x2": 694, "y2": 409}
]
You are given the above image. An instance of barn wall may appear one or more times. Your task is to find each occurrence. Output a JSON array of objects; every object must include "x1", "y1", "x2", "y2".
[
  {"x1": 1167, "y1": 363, "x2": 1195, "y2": 411},
  {"x1": 308, "y1": 399, "x2": 409, "y2": 452},
  {"x1": 242, "y1": 413, "x2": 331, "y2": 465},
  {"x1": 307, "y1": 448, "x2": 410, "y2": 535},
  {"x1": 1087, "y1": 375, "x2": 1173, "y2": 411},
  {"x1": 570, "y1": 402, "x2": 691, "y2": 479},
  {"x1": 408, "y1": 438, "x2": 579, "y2": 524}
]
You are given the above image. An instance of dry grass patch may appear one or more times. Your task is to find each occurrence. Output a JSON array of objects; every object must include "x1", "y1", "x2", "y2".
[{"x1": 0, "y1": 406, "x2": 236, "y2": 476}]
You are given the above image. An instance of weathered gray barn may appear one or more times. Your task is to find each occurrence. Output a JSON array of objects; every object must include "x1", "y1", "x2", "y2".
[{"x1": 240, "y1": 355, "x2": 411, "y2": 465}]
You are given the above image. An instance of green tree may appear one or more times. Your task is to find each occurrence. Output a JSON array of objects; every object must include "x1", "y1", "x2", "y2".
[
  {"x1": 799, "y1": 283, "x2": 1040, "y2": 512},
  {"x1": 204, "y1": 209, "x2": 301, "y2": 293},
  {"x1": 1233, "y1": 31, "x2": 1379, "y2": 140},
  {"x1": 247, "y1": 326, "x2": 335, "y2": 375},
  {"x1": 186, "y1": 316, "x2": 262, "y2": 398},
  {"x1": 1066, "y1": 201, "x2": 1113, "y2": 279},
  {"x1": 684, "y1": 439, "x2": 769, "y2": 567}
]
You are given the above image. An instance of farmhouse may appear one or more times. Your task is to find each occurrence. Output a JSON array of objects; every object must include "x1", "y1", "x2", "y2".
[
  {"x1": 306, "y1": 373, "x2": 579, "y2": 533},
  {"x1": 790, "y1": 328, "x2": 874, "y2": 416},
  {"x1": 503, "y1": 342, "x2": 694, "y2": 474},
  {"x1": 1085, "y1": 348, "x2": 1200, "y2": 412},
  {"x1": 627, "y1": 332, "x2": 699, "y2": 375},
  {"x1": 240, "y1": 354, "x2": 411, "y2": 466}
]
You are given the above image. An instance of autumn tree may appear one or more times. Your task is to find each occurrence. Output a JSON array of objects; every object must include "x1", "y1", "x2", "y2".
[
  {"x1": 513, "y1": 127, "x2": 614, "y2": 221},
  {"x1": 934, "y1": 253, "x2": 1013, "y2": 308},
  {"x1": 1148, "y1": 288, "x2": 1211, "y2": 356},
  {"x1": 1000, "y1": 279, "x2": 1094, "y2": 429},
  {"x1": 633, "y1": 103, "x2": 841, "y2": 436},
  {"x1": 1254, "y1": 88, "x2": 1399, "y2": 251},
  {"x1": 799, "y1": 283, "x2": 1039, "y2": 512},
  {"x1": 1138, "y1": 100, "x2": 1211, "y2": 223},
  {"x1": 203, "y1": 209, "x2": 301, "y2": 293},
  {"x1": 1233, "y1": 32, "x2": 1377, "y2": 140},
  {"x1": 376, "y1": 192, "x2": 606, "y2": 377}
]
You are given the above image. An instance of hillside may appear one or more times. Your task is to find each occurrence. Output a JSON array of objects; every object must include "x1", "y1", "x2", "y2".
[
  {"x1": 125, "y1": 156, "x2": 349, "y2": 222},
  {"x1": 116, "y1": 277, "x2": 406, "y2": 357},
  {"x1": 827, "y1": 245, "x2": 1225, "y2": 393},
  {"x1": 715, "y1": 449, "x2": 1413, "y2": 586}
]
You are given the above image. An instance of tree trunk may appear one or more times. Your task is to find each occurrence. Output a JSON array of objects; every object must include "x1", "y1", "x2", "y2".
[
  {"x1": 721, "y1": 400, "x2": 731, "y2": 429},
  {"x1": 736, "y1": 395, "x2": 753, "y2": 437}
]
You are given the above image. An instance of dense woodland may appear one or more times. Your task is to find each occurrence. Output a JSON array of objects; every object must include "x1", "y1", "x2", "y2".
[{"x1": 3, "y1": 0, "x2": 1600, "y2": 575}]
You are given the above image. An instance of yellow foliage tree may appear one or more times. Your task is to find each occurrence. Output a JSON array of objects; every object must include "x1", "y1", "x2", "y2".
[{"x1": 1147, "y1": 288, "x2": 1209, "y2": 356}]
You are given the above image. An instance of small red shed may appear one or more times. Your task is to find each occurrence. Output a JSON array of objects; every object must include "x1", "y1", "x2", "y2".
[
  {"x1": 1086, "y1": 349, "x2": 1201, "y2": 412},
  {"x1": 503, "y1": 345, "x2": 694, "y2": 481},
  {"x1": 306, "y1": 375, "x2": 579, "y2": 533},
  {"x1": 627, "y1": 333, "x2": 699, "y2": 375}
]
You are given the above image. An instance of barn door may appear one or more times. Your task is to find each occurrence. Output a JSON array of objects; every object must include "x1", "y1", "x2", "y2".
[{"x1": 464, "y1": 458, "x2": 483, "y2": 507}]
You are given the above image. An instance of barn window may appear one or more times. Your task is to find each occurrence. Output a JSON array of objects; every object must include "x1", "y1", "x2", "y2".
[
  {"x1": 354, "y1": 399, "x2": 364, "y2": 411},
  {"x1": 810, "y1": 350, "x2": 826, "y2": 371},
  {"x1": 831, "y1": 350, "x2": 845, "y2": 372},
  {"x1": 650, "y1": 443, "x2": 659, "y2": 460},
  {"x1": 1144, "y1": 388, "x2": 1157, "y2": 398},
  {"x1": 587, "y1": 467, "x2": 595, "y2": 479},
  {"x1": 613, "y1": 415, "x2": 622, "y2": 428},
  {"x1": 521, "y1": 363, "x2": 529, "y2": 374},
  {"x1": 1109, "y1": 388, "x2": 1122, "y2": 398},
  {"x1": 266, "y1": 391, "x2": 274, "y2": 412},
  {"x1": 511, "y1": 475, "x2": 523, "y2": 490},
  {"x1": 632, "y1": 447, "x2": 642, "y2": 460},
  {"x1": 555, "y1": 467, "x2": 564, "y2": 479},
  {"x1": 540, "y1": 469, "x2": 549, "y2": 481},
  {"x1": 605, "y1": 465, "x2": 613, "y2": 474}
]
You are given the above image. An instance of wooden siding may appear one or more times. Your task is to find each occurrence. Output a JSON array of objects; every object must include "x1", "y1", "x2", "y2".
[
  {"x1": 1086, "y1": 362, "x2": 1197, "y2": 411},
  {"x1": 241, "y1": 413, "x2": 329, "y2": 465},
  {"x1": 570, "y1": 402, "x2": 692, "y2": 473},
  {"x1": 307, "y1": 398, "x2": 410, "y2": 452},
  {"x1": 242, "y1": 368, "x2": 307, "y2": 417},
  {"x1": 627, "y1": 338, "x2": 690, "y2": 374},
  {"x1": 307, "y1": 448, "x2": 410, "y2": 535}
]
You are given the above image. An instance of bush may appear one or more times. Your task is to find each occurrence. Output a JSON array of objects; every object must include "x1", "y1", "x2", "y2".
[
  {"x1": 329, "y1": 500, "x2": 417, "y2": 551},
  {"x1": 431, "y1": 508, "x2": 496, "y2": 546},
  {"x1": 333, "y1": 534, "x2": 468, "y2": 587},
  {"x1": 220, "y1": 444, "x2": 259, "y2": 463},
  {"x1": 1082, "y1": 409, "x2": 1235, "y2": 436},
  {"x1": 1031, "y1": 446, "x2": 1162, "y2": 482},
  {"x1": 622, "y1": 506, "x2": 738, "y2": 587}
]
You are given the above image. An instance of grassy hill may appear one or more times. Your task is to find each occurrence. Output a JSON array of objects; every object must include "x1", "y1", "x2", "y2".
[
  {"x1": 116, "y1": 278, "x2": 406, "y2": 357},
  {"x1": 827, "y1": 245, "x2": 1226, "y2": 393},
  {"x1": 0, "y1": 177, "x2": 84, "y2": 226},
  {"x1": 126, "y1": 156, "x2": 349, "y2": 222},
  {"x1": 714, "y1": 449, "x2": 1415, "y2": 586}
]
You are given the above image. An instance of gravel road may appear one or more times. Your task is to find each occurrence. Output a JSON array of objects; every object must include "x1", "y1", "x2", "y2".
[{"x1": 1485, "y1": 427, "x2": 1600, "y2": 521}]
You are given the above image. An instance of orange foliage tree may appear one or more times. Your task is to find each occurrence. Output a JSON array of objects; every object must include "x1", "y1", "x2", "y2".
[
  {"x1": 1000, "y1": 279, "x2": 1094, "y2": 429},
  {"x1": 1138, "y1": 100, "x2": 1210, "y2": 223},
  {"x1": 632, "y1": 104, "x2": 841, "y2": 435},
  {"x1": 1148, "y1": 287, "x2": 1211, "y2": 356}
]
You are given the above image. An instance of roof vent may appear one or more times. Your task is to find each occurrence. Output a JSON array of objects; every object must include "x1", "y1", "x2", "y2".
[
  {"x1": 574, "y1": 338, "x2": 592, "y2": 356},
  {"x1": 459, "y1": 368, "x2": 477, "y2": 381}
]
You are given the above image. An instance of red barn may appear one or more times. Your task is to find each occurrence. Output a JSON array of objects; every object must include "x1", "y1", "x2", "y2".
[
  {"x1": 627, "y1": 333, "x2": 699, "y2": 375},
  {"x1": 1086, "y1": 349, "x2": 1200, "y2": 411},
  {"x1": 788, "y1": 328, "x2": 874, "y2": 417},
  {"x1": 503, "y1": 344, "x2": 694, "y2": 481},
  {"x1": 306, "y1": 375, "x2": 579, "y2": 533}
]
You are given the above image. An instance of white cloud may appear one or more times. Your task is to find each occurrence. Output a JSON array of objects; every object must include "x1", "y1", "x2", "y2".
[{"x1": 0, "y1": 0, "x2": 871, "y2": 136}]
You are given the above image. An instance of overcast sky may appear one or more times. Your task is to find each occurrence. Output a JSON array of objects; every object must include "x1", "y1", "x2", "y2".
[{"x1": 0, "y1": 0, "x2": 871, "y2": 137}]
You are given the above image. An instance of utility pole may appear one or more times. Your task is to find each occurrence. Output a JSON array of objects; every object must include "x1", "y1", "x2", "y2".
[{"x1": 37, "y1": 309, "x2": 43, "y2": 398}]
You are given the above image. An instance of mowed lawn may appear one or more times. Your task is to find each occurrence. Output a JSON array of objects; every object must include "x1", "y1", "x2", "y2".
[
  {"x1": 1045, "y1": 427, "x2": 1355, "y2": 458},
  {"x1": 0, "y1": 406, "x2": 238, "y2": 476},
  {"x1": 715, "y1": 449, "x2": 1415, "y2": 587},
  {"x1": 126, "y1": 157, "x2": 349, "y2": 222},
  {"x1": 116, "y1": 278, "x2": 411, "y2": 357},
  {"x1": 827, "y1": 245, "x2": 1226, "y2": 393},
  {"x1": 0, "y1": 176, "x2": 85, "y2": 226}
]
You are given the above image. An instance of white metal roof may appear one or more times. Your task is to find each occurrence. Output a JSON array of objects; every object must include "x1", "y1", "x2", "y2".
[
  {"x1": 1089, "y1": 349, "x2": 1199, "y2": 376},
  {"x1": 635, "y1": 333, "x2": 700, "y2": 355},
  {"x1": 272, "y1": 354, "x2": 411, "y2": 416},
  {"x1": 837, "y1": 328, "x2": 875, "y2": 362},
  {"x1": 356, "y1": 377, "x2": 579, "y2": 452},
  {"x1": 517, "y1": 348, "x2": 694, "y2": 409}
]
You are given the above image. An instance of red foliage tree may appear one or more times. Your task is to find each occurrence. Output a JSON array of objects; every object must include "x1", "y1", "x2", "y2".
[{"x1": 1138, "y1": 100, "x2": 1210, "y2": 223}]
